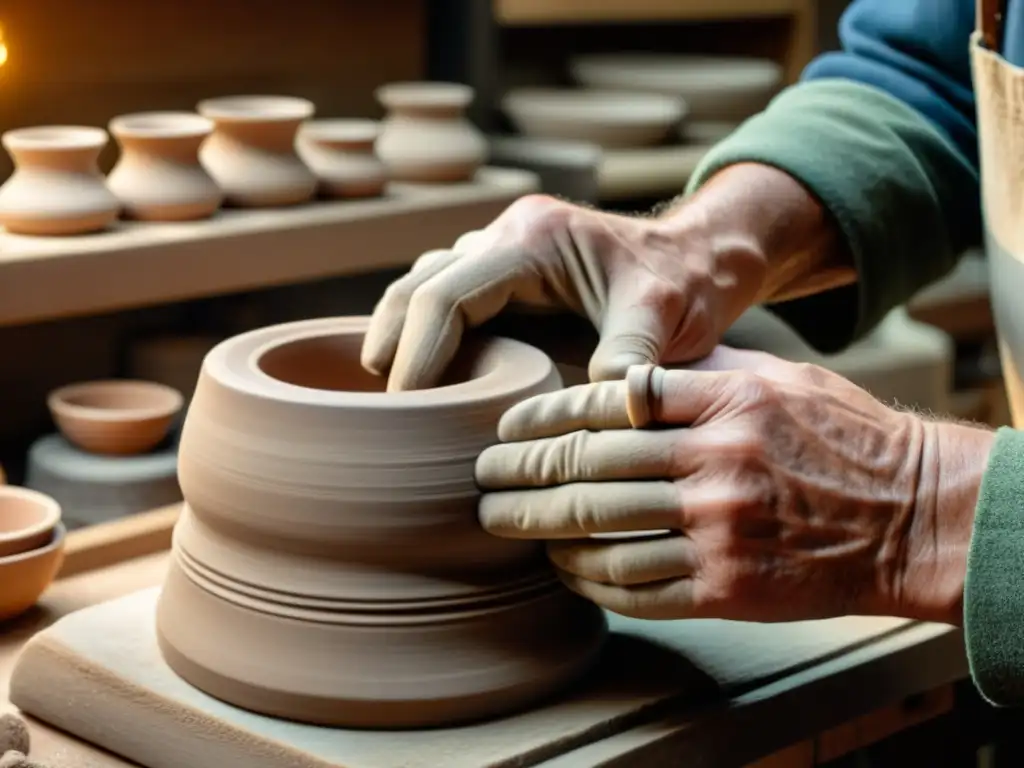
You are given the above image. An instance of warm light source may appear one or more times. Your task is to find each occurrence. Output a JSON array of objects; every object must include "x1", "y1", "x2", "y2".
[{"x1": 0, "y1": 25, "x2": 7, "y2": 68}]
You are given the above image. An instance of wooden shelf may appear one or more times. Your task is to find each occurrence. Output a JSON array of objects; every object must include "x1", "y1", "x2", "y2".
[
  {"x1": 494, "y1": 0, "x2": 801, "y2": 25},
  {"x1": 0, "y1": 167, "x2": 538, "y2": 328}
]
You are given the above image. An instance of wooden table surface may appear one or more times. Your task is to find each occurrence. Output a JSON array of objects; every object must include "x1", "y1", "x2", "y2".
[{"x1": 0, "y1": 508, "x2": 969, "y2": 768}]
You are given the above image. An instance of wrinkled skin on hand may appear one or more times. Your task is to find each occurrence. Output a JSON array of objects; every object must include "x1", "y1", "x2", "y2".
[
  {"x1": 361, "y1": 194, "x2": 766, "y2": 391},
  {"x1": 476, "y1": 347, "x2": 978, "y2": 624}
]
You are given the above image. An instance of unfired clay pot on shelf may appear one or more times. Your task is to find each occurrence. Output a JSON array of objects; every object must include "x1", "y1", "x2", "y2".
[
  {"x1": 0, "y1": 126, "x2": 120, "y2": 236},
  {"x1": 107, "y1": 112, "x2": 223, "y2": 221},
  {"x1": 48, "y1": 380, "x2": 184, "y2": 456},
  {"x1": 375, "y1": 82, "x2": 487, "y2": 183},
  {"x1": 501, "y1": 88, "x2": 686, "y2": 148},
  {"x1": 297, "y1": 119, "x2": 388, "y2": 199},
  {"x1": 0, "y1": 486, "x2": 61, "y2": 558},
  {"x1": 197, "y1": 95, "x2": 317, "y2": 207},
  {"x1": 155, "y1": 316, "x2": 606, "y2": 728}
]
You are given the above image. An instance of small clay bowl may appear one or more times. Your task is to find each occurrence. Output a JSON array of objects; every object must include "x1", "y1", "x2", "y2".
[
  {"x1": 48, "y1": 380, "x2": 184, "y2": 456},
  {"x1": 0, "y1": 523, "x2": 66, "y2": 622},
  {"x1": 0, "y1": 487, "x2": 61, "y2": 558}
]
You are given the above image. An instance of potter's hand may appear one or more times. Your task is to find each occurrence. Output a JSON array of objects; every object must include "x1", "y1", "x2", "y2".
[
  {"x1": 476, "y1": 349, "x2": 993, "y2": 624},
  {"x1": 361, "y1": 192, "x2": 768, "y2": 391}
]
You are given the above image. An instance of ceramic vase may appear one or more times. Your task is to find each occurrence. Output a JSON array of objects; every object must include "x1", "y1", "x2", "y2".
[
  {"x1": 375, "y1": 82, "x2": 487, "y2": 183},
  {"x1": 155, "y1": 316, "x2": 607, "y2": 728},
  {"x1": 297, "y1": 119, "x2": 388, "y2": 199},
  {"x1": 0, "y1": 126, "x2": 120, "y2": 236},
  {"x1": 107, "y1": 112, "x2": 223, "y2": 221},
  {"x1": 197, "y1": 96, "x2": 317, "y2": 207}
]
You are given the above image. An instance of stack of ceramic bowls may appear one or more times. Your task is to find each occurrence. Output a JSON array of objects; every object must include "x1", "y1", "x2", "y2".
[
  {"x1": 500, "y1": 87, "x2": 688, "y2": 149},
  {"x1": 25, "y1": 380, "x2": 185, "y2": 528},
  {"x1": 0, "y1": 486, "x2": 65, "y2": 621},
  {"x1": 567, "y1": 53, "x2": 785, "y2": 143},
  {"x1": 499, "y1": 55, "x2": 783, "y2": 151}
]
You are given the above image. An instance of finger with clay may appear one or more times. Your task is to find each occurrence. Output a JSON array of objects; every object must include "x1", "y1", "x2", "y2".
[{"x1": 477, "y1": 353, "x2": 993, "y2": 626}]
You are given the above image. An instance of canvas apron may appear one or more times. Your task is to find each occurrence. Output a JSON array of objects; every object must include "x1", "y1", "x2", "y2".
[{"x1": 976, "y1": 0, "x2": 1024, "y2": 425}]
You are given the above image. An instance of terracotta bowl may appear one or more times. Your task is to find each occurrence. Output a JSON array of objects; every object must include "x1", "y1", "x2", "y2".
[
  {"x1": 0, "y1": 523, "x2": 66, "y2": 622},
  {"x1": 0, "y1": 487, "x2": 61, "y2": 558},
  {"x1": 48, "y1": 380, "x2": 184, "y2": 456},
  {"x1": 501, "y1": 87, "x2": 687, "y2": 148},
  {"x1": 156, "y1": 316, "x2": 607, "y2": 728}
]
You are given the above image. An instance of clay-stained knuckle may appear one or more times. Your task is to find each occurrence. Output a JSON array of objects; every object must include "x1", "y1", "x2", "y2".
[
  {"x1": 519, "y1": 430, "x2": 594, "y2": 486},
  {"x1": 497, "y1": 381, "x2": 630, "y2": 442}
]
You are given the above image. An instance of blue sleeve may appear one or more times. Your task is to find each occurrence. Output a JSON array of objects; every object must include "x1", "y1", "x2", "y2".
[{"x1": 804, "y1": 0, "x2": 978, "y2": 171}]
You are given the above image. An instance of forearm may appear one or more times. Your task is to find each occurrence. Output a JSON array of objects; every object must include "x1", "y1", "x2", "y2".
[
  {"x1": 896, "y1": 420, "x2": 994, "y2": 626},
  {"x1": 680, "y1": 79, "x2": 979, "y2": 353},
  {"x1": 659, "y1": 162, "x2": 855, "y2": 304}
]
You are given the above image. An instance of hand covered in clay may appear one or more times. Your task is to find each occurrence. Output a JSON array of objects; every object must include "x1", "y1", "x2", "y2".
[
  {"x1": 476, "y1": 348, "x2": 992, "y2": 624},
  {"x1": 361, "y1": 193, "x2": 768, "y2": 391}
]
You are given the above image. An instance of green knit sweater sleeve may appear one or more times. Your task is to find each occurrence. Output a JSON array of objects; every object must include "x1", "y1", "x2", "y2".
[
  {"x1": 684, "y1": 78, "x2": 981, "y2": 352},
  {"x1": 965, "y1": 427, "x2": 1024, "y2": 706}
]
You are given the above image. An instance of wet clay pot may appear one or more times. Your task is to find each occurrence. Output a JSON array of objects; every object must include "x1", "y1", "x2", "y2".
[
  {"x1": 0, "y1": 126, "x2": 120, "y2": 236},
  {"x1": 375, "y1": 82, "x2": 487, "y2": 183},
  {"x1": 197, "y1": 96, "x2": 317, "y2": 207},
  {"x1": 155, "y1": 316, "x2": 606, "y2": 728},
  {"x1": 107, "y1": 112, "x2": 223, "y2": 221},
  {"x1": 297, "y1": 119, "x2": 388, "y2": 199}
]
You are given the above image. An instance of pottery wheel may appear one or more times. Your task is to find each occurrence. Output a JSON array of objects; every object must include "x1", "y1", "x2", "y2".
[
  {"x1": 10, "y1": 588, "x2": 915, "y2": 768},
  {"x1": 25, "y1": 434, "x2": 182, "y2": 529}
]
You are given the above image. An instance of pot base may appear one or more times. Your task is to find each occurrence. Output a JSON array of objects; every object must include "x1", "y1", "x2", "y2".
[
  {"x1": 123, "y1": 199, "x2": 222, "y2": 222},
  {"x1": 156, "y1": 547, "x2": 607, "y2": 729},
  {"x1": 0, "y1": 209, "x2": 117, "y2": 236},
  {"x1": 390, "y1": 162, "x2": 479, "y2": 184}
]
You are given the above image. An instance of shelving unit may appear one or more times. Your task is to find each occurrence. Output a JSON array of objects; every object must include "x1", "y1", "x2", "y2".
[
  {"x1": 429, "y1": 0, "x2": 819, "y2": 132},
  {"x1": 0, "y1": 168, "x2": 538, "y2": 328}
]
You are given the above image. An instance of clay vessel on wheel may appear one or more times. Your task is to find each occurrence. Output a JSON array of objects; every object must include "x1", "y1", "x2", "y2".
[{"x1": 155, "y1": 316, "x2": 607, "y2": 728}]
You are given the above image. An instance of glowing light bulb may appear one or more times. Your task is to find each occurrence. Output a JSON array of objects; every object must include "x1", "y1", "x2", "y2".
[{"x1": 0, "y1": 25, "x2": 7, "y2": 68}]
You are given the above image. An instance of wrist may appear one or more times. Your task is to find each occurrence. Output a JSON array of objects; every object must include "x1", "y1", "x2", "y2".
[
  {"x1": 659, "y1": 162, "x2": 854, "y2": 304},
  {"x1": 895, "y1": 420, "x2": 995, "y2": 625}
]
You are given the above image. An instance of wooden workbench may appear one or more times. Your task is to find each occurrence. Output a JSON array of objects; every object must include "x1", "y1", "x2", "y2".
[{"x1": 0, "y1": 507, "x2": 965, "y2": 768}]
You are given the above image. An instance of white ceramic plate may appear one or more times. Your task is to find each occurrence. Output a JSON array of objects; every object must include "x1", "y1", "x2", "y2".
[
  {"x1": 501, "y1": 87, "x2": 687, "y2": 149},
  {"x1": 569, "y1": 54, "x2": 783, "y2": 121}
]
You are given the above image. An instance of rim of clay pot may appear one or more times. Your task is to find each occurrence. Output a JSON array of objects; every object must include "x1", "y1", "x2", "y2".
[
  {"x1": 109, "y1": 111, "x2": 214, "y2": 139},
  {"x1": 48, "y1": 379, "x2": 185, "y2": 423},
  {"x1": 375, "y1": 81, "x2": 474, "y2": 110},
  {"x1": 298, "y1": 118, "x2": 380, "y2": 144},
  {"x1": 207, "y1": 317, "x2": 555, "y2": 410},
  {"x1": 2, "y1": 125, "x2": 108, "y2": 152},
  {"x1": 0, "y1": 522, "x2": 65, "y2": 566},
  {"x1": 0, "y1": 487, "x2": 61, "y2": 550},
  {"x1": 196, "y1": 95, "x2": 315, "y2": 123}
]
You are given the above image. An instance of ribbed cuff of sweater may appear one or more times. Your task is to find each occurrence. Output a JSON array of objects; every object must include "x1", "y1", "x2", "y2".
[
  {"x1": 964, "y1": 426, "x2": 1024, "y2": 706},
  {"x1": 684, "y1": 78, "x2": 977, "y2": 352}
]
